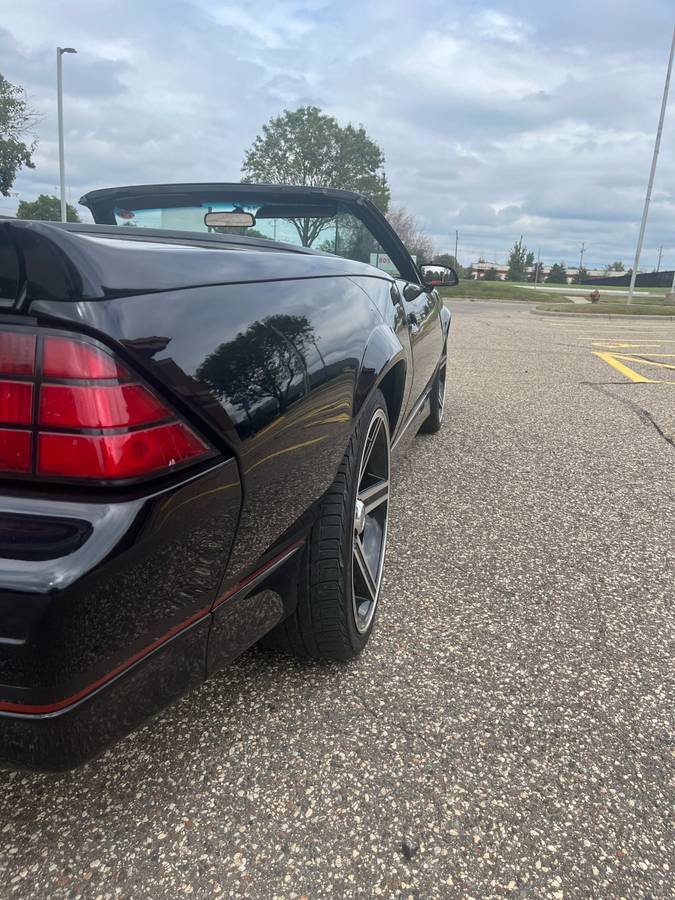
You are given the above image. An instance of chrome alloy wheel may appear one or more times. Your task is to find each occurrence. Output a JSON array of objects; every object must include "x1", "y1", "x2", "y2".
[{"x1": 352, "y1": 408, "x2": 390, "y2": 633}]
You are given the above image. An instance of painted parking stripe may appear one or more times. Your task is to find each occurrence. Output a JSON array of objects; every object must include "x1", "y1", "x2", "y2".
[{"x1": 593, "y1": 351, "x2": 675, "y2": 383}]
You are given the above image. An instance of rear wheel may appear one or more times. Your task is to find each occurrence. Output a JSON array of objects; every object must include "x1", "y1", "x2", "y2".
[
  {"x1": 261, "y1": 390, "x2": 390, "y2": 661},
  {"x1": 419, "y1": 359, "x2": 446, "y2": 434}
]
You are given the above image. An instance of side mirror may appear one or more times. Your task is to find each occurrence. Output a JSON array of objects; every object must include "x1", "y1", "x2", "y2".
[
  {"x1": 403, "y1": 282, "x2": 425, "y2": 302},
  {"x1": 420, "y1": 265, "x2": 459, "y2": 288}
]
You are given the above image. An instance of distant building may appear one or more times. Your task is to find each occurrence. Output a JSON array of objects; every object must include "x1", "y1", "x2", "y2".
[
  {"x1": 469, "y1": 262, "x2": 509, "y2": 280},
  {"x1": 469, "y1": 262, "x2": 610, "y2": 284}
]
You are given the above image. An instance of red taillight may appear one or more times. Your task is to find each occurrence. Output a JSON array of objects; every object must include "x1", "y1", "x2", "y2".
[
  {"x1": 39, "y1": 384, "x2": 170, "y2": 429},
  {"x1": 0, "y1": 332, "x2": 36, "y2": 375},
  {"x1": 0, "y1": 429, "x2": 31, "y2": 472},
  {"x1": 43, "y1": 336, "x2": 127, "y2": 380},
  {"x1": 38, "y1": 423, "x2": 210, "y2": 480},
  {"x1": 0, "y1": 381, "x2": 33, "y2": 425},
  {"x1": 0, "y1": 328, "x2": 214, "y2": 483}
]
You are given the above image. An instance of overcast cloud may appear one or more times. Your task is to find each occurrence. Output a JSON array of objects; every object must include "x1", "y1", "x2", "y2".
[{"x1": 1, "y1": 0, "x2": 674, "y2": 268}]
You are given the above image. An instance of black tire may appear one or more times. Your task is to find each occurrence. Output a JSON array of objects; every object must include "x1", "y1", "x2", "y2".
[
  {"x1": 419, "y1": 359, "x2": 446, "y2": 434},
  {"x1": 261, "y1": 389, "x2": 390, "y2": 661}
]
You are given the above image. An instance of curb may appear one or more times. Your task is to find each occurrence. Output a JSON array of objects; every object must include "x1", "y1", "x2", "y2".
[{"x1": 531, "y1": 308, "x2": 675, "y2": 322}]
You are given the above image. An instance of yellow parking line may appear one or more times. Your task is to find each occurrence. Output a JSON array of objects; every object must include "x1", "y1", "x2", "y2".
[
  {"x1": 593, "y1": 352, "x2": 654, "y2": 382},
  {"x1": 622, "y1": 355, "x2": 675, "y2": 370}
]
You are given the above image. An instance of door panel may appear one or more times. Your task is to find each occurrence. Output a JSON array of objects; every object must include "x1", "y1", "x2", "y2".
[{"x1": 398, "y1": 283, "x2": 443, "y2": 420}]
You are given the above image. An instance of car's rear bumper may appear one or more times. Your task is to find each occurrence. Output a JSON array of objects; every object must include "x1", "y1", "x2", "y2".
[
  {"x1": 0, "y1": 614, "x2": 210, "y2": 772},
  {"x1": 0, "y1": 460, "x2": 242, "y2": 771}
]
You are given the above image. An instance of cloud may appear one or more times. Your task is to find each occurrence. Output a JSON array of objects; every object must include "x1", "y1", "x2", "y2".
[
  {"x1": 473, "y1": 9, "x2": 533, "y2": 45},
  {"x1": 1, "y1": 0, "x2": 674, "y2": 268}
]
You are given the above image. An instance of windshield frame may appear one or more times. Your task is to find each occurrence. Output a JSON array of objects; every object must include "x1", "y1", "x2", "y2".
[{"x1": 79, "y1": 183, "x2": 422, "y2": 284}]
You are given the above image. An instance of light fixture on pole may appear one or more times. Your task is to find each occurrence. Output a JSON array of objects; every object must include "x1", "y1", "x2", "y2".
[
  {"x1": 57, "y1": 46, "x2": 77, "y2": 223},
  {"x1": 627, "y1": 26, "x2": 674, "y2": 306}
]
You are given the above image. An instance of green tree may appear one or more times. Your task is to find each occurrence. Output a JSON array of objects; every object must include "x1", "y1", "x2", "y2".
[
  {"x1": 242, "y1": 106, "x2": 390, "y2": 246},
  {"x1": 433, "y1": 252, "x2": 464, "y2": 277},
  {"x1": 16, "y1": 194, "x2": 80, "y2": 222},
  {"x1": 575, "y1": 266, "x2": 589, "y2": 284},
  {"x1": 0, "y1": 73, "x2": 36, "y2": 197},
  {"x1": 484, "y1": 267, "x2": 499, "y2": 281},
  {"x1": 546, "y1": 262, "x2": 567, "y2": 283},
  {"x1": 605, "y1": 260, "x2": 625, "y2": 273},
  {"x1": 506, "y1": 236, "x2": 528, "y2": 281}
]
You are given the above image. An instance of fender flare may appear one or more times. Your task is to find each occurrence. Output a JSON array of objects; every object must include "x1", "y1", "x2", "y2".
[{"x1": 354, "y1": 323, "x2": 407, "y2": 433}]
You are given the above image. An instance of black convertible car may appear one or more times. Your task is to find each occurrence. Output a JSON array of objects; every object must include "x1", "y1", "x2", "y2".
[{"x1": 0, "y1": 183, "x2": 456, "y2": 770}]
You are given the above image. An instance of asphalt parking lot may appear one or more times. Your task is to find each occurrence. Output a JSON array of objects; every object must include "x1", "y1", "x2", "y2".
[{"x1": 1, "y1": 300, "x2": 673, "y2": 899}]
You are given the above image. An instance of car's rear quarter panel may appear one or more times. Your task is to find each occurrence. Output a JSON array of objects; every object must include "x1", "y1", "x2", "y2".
[{"x1": 30, "y1": 274, "x2": 401, "y2": 580}]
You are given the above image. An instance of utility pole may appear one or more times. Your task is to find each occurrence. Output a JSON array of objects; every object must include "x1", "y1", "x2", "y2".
[
  {"x1": 454, "y1": 230, "x2": 459, "y2": 265},
  {"x1": 533, "y1": 248, "x2": 541, "y2": 288},
  {"x1": 627, "y1": 25, "x2": 675, "y2": 306},
  {"x1": 656, "y1": 245, "x2": 663, "y2": 271},
  {"x1": 56, "y1": 46, "x2": 77, "y2": 223},
  {"x1": 578, "y1": 242, "x2": 586, "y2": 283}
]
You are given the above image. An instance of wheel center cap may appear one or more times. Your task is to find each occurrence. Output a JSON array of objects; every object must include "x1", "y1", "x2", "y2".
[{"x1": 354, "y1": 499, "x2": 366, "y2": 535}]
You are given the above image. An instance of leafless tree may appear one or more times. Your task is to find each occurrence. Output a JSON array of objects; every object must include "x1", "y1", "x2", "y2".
[{"x1": 386, "y1": 207, "x2": 434, "y2": 264}]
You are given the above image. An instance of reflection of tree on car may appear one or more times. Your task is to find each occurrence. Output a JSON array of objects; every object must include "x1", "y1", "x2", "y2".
[{"x1": 197, "y1": 314, "x2": 315, "y2": 435}]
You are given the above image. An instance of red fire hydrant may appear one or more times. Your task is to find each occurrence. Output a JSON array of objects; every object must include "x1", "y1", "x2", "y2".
[{"x1": 590, "y1": 289, "x2": 600, "y2": 304}]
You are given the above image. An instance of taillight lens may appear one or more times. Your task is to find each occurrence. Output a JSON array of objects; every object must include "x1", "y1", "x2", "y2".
[
  {"x1": 43, "y1": 336, "x2": 126, "y2": 380},
  {"x1": 39, "y1": 384, "x2": 170, "y2": 429},
  {"x1": 0, "y1": 327, "x2": 215, "y2": 483},
  {"x1": 0, "y1": 332, "x2": 36, "y2": 376}
]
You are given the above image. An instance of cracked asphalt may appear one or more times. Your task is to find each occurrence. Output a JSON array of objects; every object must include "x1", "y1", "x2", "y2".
[{"x1": 1, "y1": 300, "x2": 673, "y2": 898}]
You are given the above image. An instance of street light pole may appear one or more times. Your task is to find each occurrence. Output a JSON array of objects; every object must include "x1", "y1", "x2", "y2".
[
  {"x1": 627, "y1": 26, "x2": 675, "y2": 306},
  {"x1": 578, "y1": 241, "x2": 586, "y2": 283},
  {"x1": 57, "y1": 46, "x2": 77, "y2": 223}
]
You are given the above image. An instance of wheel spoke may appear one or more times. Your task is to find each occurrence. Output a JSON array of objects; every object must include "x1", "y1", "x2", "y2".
[
  {"x1": 351, "y1": 407, "x2": 391, "y2": 633},
  {"x1": 359, "y1": 416, "x2": 383, "y2": 478},
  {"x1": 358, "y1": 479, "x2": 389, "y2": 514},
  {"x1": 353, "y1": 536, "x2": 378, "y2": 601}
]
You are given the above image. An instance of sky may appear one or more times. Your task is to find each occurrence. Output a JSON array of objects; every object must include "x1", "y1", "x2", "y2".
[{"x1": 1, "y1": 0, "x2": 674, "y2": 269}]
